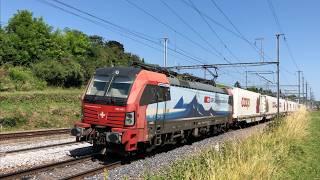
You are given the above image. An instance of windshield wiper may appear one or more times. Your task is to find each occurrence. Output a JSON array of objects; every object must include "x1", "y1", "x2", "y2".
[{"x1": 103, "y1": 74, "x2": 116, "y2": 96}]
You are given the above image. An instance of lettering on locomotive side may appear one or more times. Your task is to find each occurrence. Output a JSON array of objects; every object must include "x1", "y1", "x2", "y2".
[
  {"x1": 241, "y1": 97, "x2": 250, "y2": 107},
  {"x1": 115, "y1": 107, "x2": 125, "y2": 111}
]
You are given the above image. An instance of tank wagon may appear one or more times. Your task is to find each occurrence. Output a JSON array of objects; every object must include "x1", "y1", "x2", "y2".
[{"x1": 71, "y1": 65, "x2": 299, "y2": 156}]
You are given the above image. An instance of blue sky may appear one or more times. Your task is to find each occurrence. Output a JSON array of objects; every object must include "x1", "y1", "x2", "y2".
[{"x1": 1, "y1": 0, "x2": 318, "y2": 100}]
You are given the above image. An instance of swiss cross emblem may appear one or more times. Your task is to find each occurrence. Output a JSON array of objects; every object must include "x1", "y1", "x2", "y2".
[
  {"x1": 204, "y1": 96, "x2": 211, "y2": 103},
  {"x1": 204, "y1": 96, "x2": 213, "y2": 103},
  {"x1": 98, "y1": 112, "x2": 107, "y2": 119}
]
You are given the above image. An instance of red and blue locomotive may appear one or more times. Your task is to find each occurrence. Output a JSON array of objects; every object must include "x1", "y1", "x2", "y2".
[{"x1": 71, "y1": 64, "x2": 232, "y2": 155}]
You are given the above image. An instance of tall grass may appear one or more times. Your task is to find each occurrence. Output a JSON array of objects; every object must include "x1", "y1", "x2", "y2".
[{"x1": 148, "y1": 108, "x2": 309, "y2": 180}]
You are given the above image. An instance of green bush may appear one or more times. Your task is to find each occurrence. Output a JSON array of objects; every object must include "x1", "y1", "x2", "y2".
[
  {"x1": 33, "y1": 59, "x2": 84, "y2": 87},
  {"x1": 0, "y1": 66, "x2": 46, "y2": 91},
  {"x1": 0, "y1": 116, "x2": 27, "y2": 128}
]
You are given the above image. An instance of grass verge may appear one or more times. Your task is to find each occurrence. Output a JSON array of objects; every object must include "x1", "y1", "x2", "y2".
[
  {"x1": 147, "y1": 108, "x2": 313, "y2": 180},
  {"x1": 279, "y1": 110, "x2": 320, "y2": 179},
  {"x1": 0, "y1": 88, "x2": 82, "y2": 132}
]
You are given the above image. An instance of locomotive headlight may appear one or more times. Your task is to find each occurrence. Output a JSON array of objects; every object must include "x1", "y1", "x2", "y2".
[{"x1": 125, "y1": 112, "x2": 135, "y2": 126}]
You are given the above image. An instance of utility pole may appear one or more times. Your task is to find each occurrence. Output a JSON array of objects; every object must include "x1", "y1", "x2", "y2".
[
  {"x1": 0, "y1": 0, "x2": 1, "y2": 30},
  {"x1": 306, "y1": 81, "x2": 308, "y2": 107},
  {"x1": 245, "y1": 71, "x2": 248, "y2": 89},
  {"x1": 302, "y1": 75, "x2": 304, "y2": 104},
  {"x1": 163, "y1": 37, "x2": 168, "y2": 67},
  {"x1": 276, "y1": 34, "x2": 284, "y2": 119},
  {"x1": 255, "y1": 38, "x2": 265, "y2": 62},
  {"x1": 310, "y1": 87, "x2": 312, "y2": 109},
  {"x1": 297, "y1": 71, "x2": 301, "y2": 103}
]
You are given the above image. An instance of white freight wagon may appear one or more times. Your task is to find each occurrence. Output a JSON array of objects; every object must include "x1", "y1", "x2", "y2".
[
  {"x1": 280, "y1": 99, "x2": 286, "y2": 113},
  {"x1": 231, "y1": 88, "x2": 264, "y2": 123},
  {"x1": 265, "y1": 95, "x2": 277, "y2": 118}
]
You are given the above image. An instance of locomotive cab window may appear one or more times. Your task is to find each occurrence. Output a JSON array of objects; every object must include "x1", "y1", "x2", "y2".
[
  {"x1": 140, "y1": 85, "x2": 170, "y2": 105},
  {"x1": 86, "y1": 75, "x2": 132, "y2": 98}
]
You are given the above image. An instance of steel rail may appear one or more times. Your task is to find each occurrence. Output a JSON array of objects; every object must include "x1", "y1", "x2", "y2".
[
  {"x1": 0, "y1": 128, "x2": 71, "y2": 141},
  {"x1": 60, "y1": 161, "x2": 122, "y2": 180},
  {"x1": 1, "y1": 141, "x2": 79, "y2": 155}
]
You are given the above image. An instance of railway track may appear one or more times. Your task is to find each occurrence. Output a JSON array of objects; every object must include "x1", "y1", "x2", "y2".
[
  {"x1": 0, "y1": 155, "x2": 94, "y2": 179},
  {"x1": 0, "y1": 128, "x2": 71, "y2": 141},
  {"x1": 61, "y1": 161, "x2": 122, "y2": 180},
  {"x1": 1, "y1": 141, "x2": 79, "y2": 155}
]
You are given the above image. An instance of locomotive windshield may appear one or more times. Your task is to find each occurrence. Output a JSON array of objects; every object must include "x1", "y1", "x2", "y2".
[{"x1": 86, "y1": 75, "x2": 132, "y2": 98}]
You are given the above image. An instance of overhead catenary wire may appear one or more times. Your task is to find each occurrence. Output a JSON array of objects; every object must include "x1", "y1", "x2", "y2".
[
  {"x1": 46, "y1": 0, "x2": 274, "y2": 86},
  {"x1": 208, "y1": 0, "x2": 269, "y2": 59},
  {"x1": 267, "y1": 0, "x2": 302, "y2": 95},
  {"x1": 124, "y1": 0, "x2": 248, "y2": 82},
  {"x1": 267, "y1": 0, "x2": 300, "y2": 71},
  {"x1": 160, "y1": 0, "x2": 234, "y2": 65},
  {"x1": 160, "y1": 0, "x2": 248, "y2": 82},
  {"x1": 160, "y1": 0, "x2": 224, "y2": 63},
  {"x1": 184, "y1": 0, "x2": 238, "y2": 64},
  {"x1": 123, "y1": 0, "x2": 220, "y2": 62},
  {"x1": 44, "y1": 0, "x2": 208, "y2": 66},
  {"x1": 181, "y1": 0, "x2": 279, "y2": 87},
  {"x1": 184, "y1": 0, "x2": 248, "y2": 77}
]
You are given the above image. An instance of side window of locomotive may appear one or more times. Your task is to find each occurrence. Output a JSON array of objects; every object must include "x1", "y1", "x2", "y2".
[
  {"x1": 140, "y1": 85, "x2": 171, "y2": 105},
  {"x1": 228, "y1": 96, "x2": 233, "y2": 105},
  {"x1": 140, "y1": 85, "x2": 157, "y2": 105},
  {"x1": 157, "y1": 86, "x2": 171, "y2": 102},
  {"x1": 165, "y1": 87, "x2": 171, "y2": 101}
]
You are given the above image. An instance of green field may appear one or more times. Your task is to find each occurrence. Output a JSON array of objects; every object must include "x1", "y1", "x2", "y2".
[
  {"x1": 0, "y1": 88, "x2": 83, "y2": 132},
  {"x1": 147, "y1": 109, "x2": 320, "y2": 180},
  {"x1": 280, "y1": 111, "x2": 320, "y2": 179}
]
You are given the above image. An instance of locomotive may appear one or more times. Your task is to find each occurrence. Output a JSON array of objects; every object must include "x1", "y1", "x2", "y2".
[{"x1": 71, "y1": 64, "x2": 299, "y2": 156}]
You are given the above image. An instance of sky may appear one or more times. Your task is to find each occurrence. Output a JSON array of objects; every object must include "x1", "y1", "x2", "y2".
[{"x1": 0, "y1": 0, "x2": 319, "y2": 100}]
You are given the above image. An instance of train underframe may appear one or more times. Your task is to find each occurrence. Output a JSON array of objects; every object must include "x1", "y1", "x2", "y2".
[
  {"x1": 72, "y1": 116, "x2": 231, "y2": 156},
  {"x1": 72, "y1": 114, "x2": 282, "y2": 157}
]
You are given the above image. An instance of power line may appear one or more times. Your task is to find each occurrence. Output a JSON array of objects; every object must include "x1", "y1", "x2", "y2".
[
  {"x1": 160, "y1": 0, "x2": 223, "y2": 63},
  {"x1": 267, "y1": 0, "x2": 300, "y2": 70},
  {"x1": 185, "y1": 0, "x2": 238, "y2": 64},
  {"x1": 267, "y1": 0, "x2": 283, "y2": 33},
  {"x1": 166, "y1": 61, "x2": 278, "y2": 69},
  {"x1": 51, "y1": 0, "x2": 157, "y2": 45},
  {"x1": 283, "y1": 37, "x2": 300, "y2": 70},
  {"x1": 123, "y1": 0, "x2": 217, "y2": 62},
  {"x1": 44, "y1": 0, "x2": 207, "y2": 66},
  {"x1": 124, "y1": 0, "x2": 249, "y2": 82},
  {"x1": 182, "y1": 0, "x2": 267, "y2": 60}
]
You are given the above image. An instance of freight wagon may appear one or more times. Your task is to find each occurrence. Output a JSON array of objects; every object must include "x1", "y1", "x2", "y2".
[{"x1": 230, "y1": 88, "x2": 263, "y2": 123}]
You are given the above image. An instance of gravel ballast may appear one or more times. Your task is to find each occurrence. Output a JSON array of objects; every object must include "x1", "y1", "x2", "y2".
[
  {"x1": 0, "y1": 135, "x2": 76, "y2": 153},
  {"x1": 0, "y1": 142, "x2": 92, "y2": 174},
  {"x1": 88, "y1": 123, "x2": 269, "y2": 180}
]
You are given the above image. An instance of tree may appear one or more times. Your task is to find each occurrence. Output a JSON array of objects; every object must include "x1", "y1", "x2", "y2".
[
  {"x1": 64, "y1": 29, "x2": 90, "y2": 57},
  {"x1": 0, "y1": 29, "x2": 18, "y2": 66},
  {"x1": 5, "y1": 10, "x2": 54, "y2": 65},
  {"x1": 89, "y1": 35, "x2": 104, "y2": 46},
  {"x1": 105, "y1": 40, "x2": 124, "y2": 52},
  {"x1": 33, "y1": 59, "x2": 84, "y2": 87},
  {"x1": 234, "y1": 81, "x2": 242, "y2": 88},
  {"x1": 0, "y1": 10, "x2": 144, "y2": 88}
]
